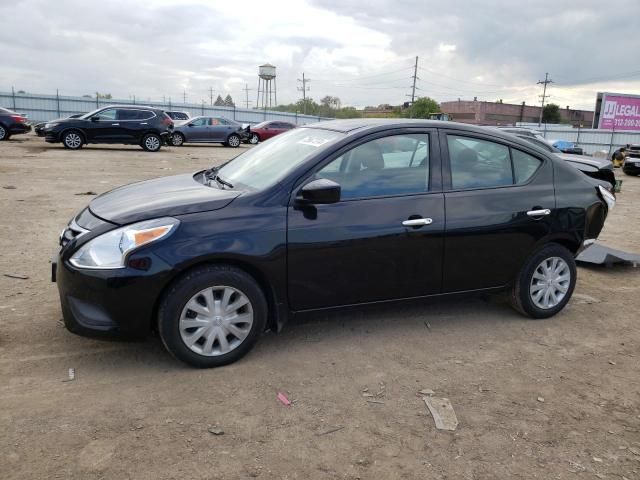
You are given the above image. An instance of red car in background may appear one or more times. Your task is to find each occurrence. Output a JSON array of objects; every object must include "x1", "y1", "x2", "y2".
[{"x1": 247, "y1": 121, "x2": 296, "y2": 144}]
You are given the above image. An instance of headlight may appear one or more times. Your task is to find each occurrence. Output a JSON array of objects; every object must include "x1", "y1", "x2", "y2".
[
  {"x1": 44, "y1": 122, "x2": 59, "y2": 129},
  {"x1": 598, "y1": 185, "x2": 616, "y2": 211},
  {"x1": 70, "y1": 217, "x2": 179, "y2": 269}
]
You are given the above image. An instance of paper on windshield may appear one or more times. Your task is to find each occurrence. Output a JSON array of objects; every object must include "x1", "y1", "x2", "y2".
[{"x1": 297, "y1": 136, "x2": 332, "y2": 147}]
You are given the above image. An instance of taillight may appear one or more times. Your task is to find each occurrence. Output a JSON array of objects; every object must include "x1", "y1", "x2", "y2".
[
  {"x1": 11, "y1": 115, "x2": 26, "y2": 123},
  {"x1": 162, "y1": 115, "x2": 173, "y2": 127}
]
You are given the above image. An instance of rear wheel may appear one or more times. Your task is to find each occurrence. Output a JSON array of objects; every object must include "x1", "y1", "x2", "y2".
[
  {"x1": 158, "y1": 265, "x2": 267, "y2": 368},
  {"x1": 62, "y1": 130, "x2": 83, "y2": 149},
  {"x1": 510, "y1": 243, "x2": 576, "y2": 319},
  {"x1": 141, "y1": 133, "x2": 162, "y2": 152},
  {"x1": 171, "y1": 133, "x2": 185, "y2": 146},
  {"x1": 226, "y1": 134, "x2": 241, "y2": 148},
  {"x1": 0, "y1": 124, "x2": 7, "y2": 140}
]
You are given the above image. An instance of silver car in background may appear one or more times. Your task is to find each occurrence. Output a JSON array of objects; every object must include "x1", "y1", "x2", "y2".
[{"x1": 170, "y1": 116, "x2": 247, "y2": 148}]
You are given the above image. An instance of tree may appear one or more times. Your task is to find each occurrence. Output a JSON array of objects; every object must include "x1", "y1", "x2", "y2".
[
  {"x1": 401, "y1": 97, "x2": 440, "y2": 119},
  {"x1": 214, "y1": 95, "x2": 225, "y2": 106},
  {"x1": 96, "y1": 93, "x2": 112, "y2": 99},
  {"x1": 223, "y1": 94, "x2": 235, "y2": 107},
  {"x1": 335, "y1": 106, "x2": 361, "y2": 119},
  {"x1": 542, "y1": 103, "x2": 561, "y2": 123}
]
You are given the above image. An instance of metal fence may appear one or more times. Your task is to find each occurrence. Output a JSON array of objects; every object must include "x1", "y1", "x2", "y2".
[
  {"x1": 517, "y1": 122, "x2": 640, "y2": 155},
  {"x1": 0, "y1": 90, "x2": 332, "y2": 125}
]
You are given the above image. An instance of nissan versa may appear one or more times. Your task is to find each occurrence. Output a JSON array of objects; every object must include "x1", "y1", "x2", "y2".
[{"x1": 52, "y1": 119, "x2": 615, "y2": 367}]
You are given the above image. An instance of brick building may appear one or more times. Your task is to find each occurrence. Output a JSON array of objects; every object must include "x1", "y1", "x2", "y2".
[{"x1": 440, "y1": 100, "x2": 594, "y2": 126}]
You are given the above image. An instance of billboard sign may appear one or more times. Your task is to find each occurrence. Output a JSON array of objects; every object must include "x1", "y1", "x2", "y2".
[{"x1": 598, "y1": 93, "x2": 640, "y2": 131}]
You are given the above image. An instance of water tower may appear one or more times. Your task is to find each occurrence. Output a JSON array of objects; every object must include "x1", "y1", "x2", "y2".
[{"x1": 256, "y1": 63, "x2": 277, "y2": 109}]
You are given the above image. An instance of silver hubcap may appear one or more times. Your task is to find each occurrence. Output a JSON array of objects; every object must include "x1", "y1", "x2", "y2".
[
  {"x1": 65, "y1": 133, "x2": 81, "y2": 148},
  {"x1": 530, "y1": 256, "x2": 570, "y2": 309},
  {"x1": 173, "y1": 134, "x2": 183, "y2": 146},
  {"x1": 145, "y1": 136, "x2": 160, "y2": 150},
  {"x1": 0, "y1": 126, "x2": 5, "y2": 139},
  {"x1": 179, "y1": 286, "x2": 253, "y2": 356},
  {"x1": 250, "y1": 134, "x2": 258, "y2": 144},
  {"x1": 229, "y1": 136, "x2": 240, "y2": 147}
]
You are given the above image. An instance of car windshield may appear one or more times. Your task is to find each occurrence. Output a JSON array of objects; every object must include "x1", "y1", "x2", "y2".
[
  {"x1": 217, "y1": 128, "x2": 344, "y2": 190},
  {"x1": 79, "y1": 108, "x2": 103, "y2": 119}
]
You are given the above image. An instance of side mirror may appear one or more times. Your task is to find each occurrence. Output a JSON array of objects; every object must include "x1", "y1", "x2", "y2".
[
  {"x1": 187, "y1": 123, "x2": 195, "y2": 127},
  {"x1": 91, "y1": 116, "x2": 100, "y2": 122},
  {"x1": 298, "y1": 179, "x2": 341, "y2": 204}
]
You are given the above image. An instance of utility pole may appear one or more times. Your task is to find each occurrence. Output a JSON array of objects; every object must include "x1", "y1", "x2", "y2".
[
  {"x1": 183, "y1": 90, "x2": 187, "y2": 104},
  {"x1": 537, "y1": 72, "x2": 553, "y2": 126},
  {"x1": 209, "y1": 87, "x2": 214, "y2": 105},
  {"x1": 404, "y1": 56, "x2": 420, "y2": 118},
  {"x1": 410, "y1": 56, "x2": 419, "y2": 103},
  {"x1": 243, "y1": 84, "x2": 252, "y2": 109},
  {"x1": 297, "y1": 73, "x2": 311, "y2": 115}
]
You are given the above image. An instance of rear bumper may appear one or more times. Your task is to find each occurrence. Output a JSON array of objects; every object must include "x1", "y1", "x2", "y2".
[{"x1": 9, "y1": 123, "x2": 31, "y2": 134}]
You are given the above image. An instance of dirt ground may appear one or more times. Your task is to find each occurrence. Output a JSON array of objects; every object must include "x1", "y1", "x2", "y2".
[{"x1": 1, "y1": 134, "x2": 639, "y2": 480}]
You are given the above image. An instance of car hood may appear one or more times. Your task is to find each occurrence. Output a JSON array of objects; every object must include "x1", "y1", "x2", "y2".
[
  {"x1": 556, "y1": 153, "x2": 611, "y2": 170},
  {"x1": 89, "y1": 173, "x2": 241, "y2": 225}
]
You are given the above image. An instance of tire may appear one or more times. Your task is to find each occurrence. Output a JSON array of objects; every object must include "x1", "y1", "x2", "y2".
[
  {"x1": 249, "y1": 133, "x2": 259, "y2": 144},
  {"x1": 158, "y1": 265, "x2": 267, "y2": 368},
  {"x1": 226, "y1": 134, "x2": 241, "y2": 148},
  {"x1": 510, "y1": 243, "x2": 576, "y2": 319},
  {"x1": 141, "y1": 133, "x2": 162, "y2": 152},
  {"x1": 0, "y1": 124, "x2": 7, "y2": 141},
  {"x1": 171, "y1": 133, "x2": 185, "y2": 146},
  {"x1": 62, "y1": 130, "x2": 83, "y2": 149}
]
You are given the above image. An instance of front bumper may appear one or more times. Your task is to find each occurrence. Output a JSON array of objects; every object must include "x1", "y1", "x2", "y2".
[
  {"x1": 623, "y1": 161, "x2": 640, "y2": 176},
  {"x1": 53, "y1": 245, "x2": 175, "y2": 339}
]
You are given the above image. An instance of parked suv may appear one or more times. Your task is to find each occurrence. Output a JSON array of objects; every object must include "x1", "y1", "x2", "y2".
[
  {"x1": 0, "y1": 107, "x2": 31, "y2": 140},
  {"x1": 43, "y1": 106, "x2": 174, "y2": 152},
  {"x1": 53, "y1": 120, "x2": 614, "y2": 367}
]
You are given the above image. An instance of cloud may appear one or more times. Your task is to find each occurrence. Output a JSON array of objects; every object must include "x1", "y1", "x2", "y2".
[{"x1": 0, "y1": 0, "x2": 638, "y2": 109}]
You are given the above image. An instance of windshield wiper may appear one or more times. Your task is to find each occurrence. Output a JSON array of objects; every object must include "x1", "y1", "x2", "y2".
[{"x1": 213, "y1": 174, "x2": 234, "y2": 189}]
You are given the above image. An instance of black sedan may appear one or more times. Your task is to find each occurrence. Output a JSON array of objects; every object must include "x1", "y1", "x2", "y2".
[
  {"x1": 43, "y1": 105, "x2": 174, "y2": 152},
  {"x1": 53, "y1": 120, "x2": 614, "y2": 367},
  {"x1": 0, "y1": 107, "x2": 31, "y2": 140}
]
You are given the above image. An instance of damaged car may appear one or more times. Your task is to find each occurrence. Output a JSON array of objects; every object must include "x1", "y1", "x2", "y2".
[{"x1": 53, "y1": 119, "x2": 614, "y2": 367}]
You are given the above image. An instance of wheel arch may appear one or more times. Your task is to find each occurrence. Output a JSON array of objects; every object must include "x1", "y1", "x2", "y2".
[
  {"x1": 60, "y1": 127, "x2": 87, "y2": 144},
  {"x1": 151, "y1": 258, "x2": 282, "y2": 334}
]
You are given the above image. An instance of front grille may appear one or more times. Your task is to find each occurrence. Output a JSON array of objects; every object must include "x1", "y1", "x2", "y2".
[{"x1": 60, "y1": 219, "x2": 88, "y2": 248}]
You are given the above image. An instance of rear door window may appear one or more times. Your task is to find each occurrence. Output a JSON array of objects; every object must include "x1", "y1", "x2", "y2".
[
  {"x1": 447, "y1": 135, "x2": 513, "y2": 189},
  {"x1": 511, "y1": 149, "x2": 543, "y2": 183}
]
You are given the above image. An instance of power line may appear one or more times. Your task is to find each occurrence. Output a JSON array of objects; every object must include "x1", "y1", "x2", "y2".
[{"x1": 537, "y1": 72, "x2": 553, "y2": 126}]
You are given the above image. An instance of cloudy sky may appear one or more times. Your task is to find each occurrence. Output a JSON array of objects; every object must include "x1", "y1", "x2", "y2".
[{"x1": 1, "y1": 0, "x2": 639, "y2": 110}]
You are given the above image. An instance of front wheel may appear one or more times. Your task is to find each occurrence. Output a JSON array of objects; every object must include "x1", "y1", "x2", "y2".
[
  {"x1": 249, "y1": 133, "x2": 259, "y2": 144},
  {"x1": 158, "y1": 265, "x2": 267, "y2": 368},
  {"x1": 171, "y1": 133, "x2": 185, "y2": 146},
  {"x1": 141, "y1": 133, "x2": 162, "y2": 152},
  {"x1": 510, "y1": 243, "x2": 576, "y2": 319},
  {"x1": 226, "y1": 134, "x2": 241, "y2": 148},
  {"x1": 62, "y1": 130, "x2": 83, "y2": 149}
]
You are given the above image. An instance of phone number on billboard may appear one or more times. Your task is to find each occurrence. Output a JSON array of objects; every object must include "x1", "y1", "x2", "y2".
[{"x1": 614, "y1": 118, "x2": 640, "y2": 128}]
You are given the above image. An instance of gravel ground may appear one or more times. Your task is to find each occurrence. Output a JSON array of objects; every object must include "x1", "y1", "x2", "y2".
[{"x1": 1, "y1": 135, "x2": 639, "y2": 480}]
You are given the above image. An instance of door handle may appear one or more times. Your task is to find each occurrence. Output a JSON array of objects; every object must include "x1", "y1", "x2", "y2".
[
  {"x1": 111, "y1": 123, "x2": 120, "y2": 126},
  {"x1": 140, "y1": 122, "x2": 148, "y2": 125},
  {"x1": 402, "y1": 218, "x2": 433, "y2": 227},
  {"x1": 526, "y1": 209, "x2": 551, "y2": 217}
]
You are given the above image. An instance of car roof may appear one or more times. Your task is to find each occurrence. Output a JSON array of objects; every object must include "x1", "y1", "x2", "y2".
[{"x1": 305, "y1": 119, "x2": 533, "y2": 142}]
